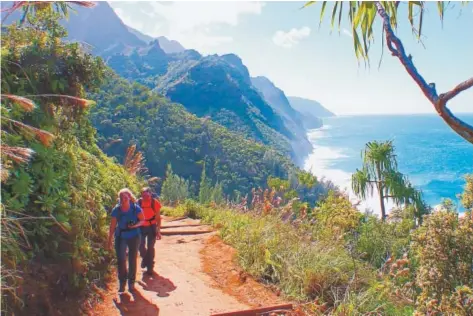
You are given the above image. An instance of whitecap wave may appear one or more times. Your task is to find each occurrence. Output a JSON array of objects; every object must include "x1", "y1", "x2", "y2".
[{"x1": 304, "y1": 135, "x2": 396, "y2": 217}]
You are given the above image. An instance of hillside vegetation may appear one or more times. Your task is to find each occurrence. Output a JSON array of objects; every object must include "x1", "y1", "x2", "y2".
[
  {"x1": 162, "y1": 182, "x2": 473, "y2": 315},
  {"x1": 89, "y1": 72, "x2": 329, "y2": 205},
  {"x1": 0, "y1": 7, "x2": 143, "y2": 314},
  {"x1": 106, "y1": 46, "x2": 297, "y2": 158}
]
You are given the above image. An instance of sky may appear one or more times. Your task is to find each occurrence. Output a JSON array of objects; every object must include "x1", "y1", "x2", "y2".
[{"x1": 109, "y1": 1, "x2": 473, "y2": 115}]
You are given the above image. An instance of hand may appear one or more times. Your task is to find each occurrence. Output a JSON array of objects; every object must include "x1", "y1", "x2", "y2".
[
  {"x1": 128, "y1": 221, "x2": 142, "y2": 229},
  {"x1": 156, "y1": 231, "x2": 162, "y2": 240}
]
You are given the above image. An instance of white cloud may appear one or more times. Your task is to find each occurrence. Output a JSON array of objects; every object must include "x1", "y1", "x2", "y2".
[
  {"x1": 272, "y1": 27, "x2": 311, "y2": 48},
  {"x1": 110, "y1": 1, "x2": 265, "y2": 53},
  {"x1": 343, "y1": 28, "x2": 353, "y2": 38},
  {"x1": 114, "y1": 8, "x2": 144, "y2": 31}
]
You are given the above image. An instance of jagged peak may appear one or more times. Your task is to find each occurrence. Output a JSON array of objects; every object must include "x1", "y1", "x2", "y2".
[{"x1": 221, "y1": 53, "x2": 244, "y2": 67}]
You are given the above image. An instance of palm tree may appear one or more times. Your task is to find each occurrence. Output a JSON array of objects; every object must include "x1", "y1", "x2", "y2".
[
  {"x1": 1, "y1": 1, "x2": 96, "y2": 24},
  {"x1": 303, "y1": 1, "x2": 473, "y2": 145},
  {"x1": 352, "y1": 140, "x2": 423, "y2": 221}
]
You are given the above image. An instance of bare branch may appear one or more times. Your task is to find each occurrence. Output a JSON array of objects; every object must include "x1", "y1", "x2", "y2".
[{"x1": 440, "y1": 77, "x2": 473, "y2": 103}]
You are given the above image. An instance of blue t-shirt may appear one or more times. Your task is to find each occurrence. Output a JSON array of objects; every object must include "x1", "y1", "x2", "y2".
[{"x1": 111, "y1": 203, "x2": 143, "y2": 239}]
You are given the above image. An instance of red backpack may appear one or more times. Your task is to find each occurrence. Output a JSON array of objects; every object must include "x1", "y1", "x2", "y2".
[{"x1": 138, "y1": 198, "x2": 158, "y2": 224}]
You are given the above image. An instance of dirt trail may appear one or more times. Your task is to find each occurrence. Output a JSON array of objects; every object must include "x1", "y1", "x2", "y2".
[{"x1": 89, "y1": 217, "x2": 286, "y2": 316}]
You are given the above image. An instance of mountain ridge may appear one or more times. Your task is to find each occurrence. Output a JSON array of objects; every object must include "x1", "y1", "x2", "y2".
[
  {"x1": 251, "y1": 76, "x2": 315, "y2": 161},
  {"x1": 288, "y1": 96, "x2": 336, "y2": 118},
  {"x1": 3, "y1": 0, "x2": 331, "y2": 165},
  {"x1": 105, "y1": 42, "x2": 297, "y2": 159}
]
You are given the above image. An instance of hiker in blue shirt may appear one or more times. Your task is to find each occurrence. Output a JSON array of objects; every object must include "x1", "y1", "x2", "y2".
[{"x1": 107, "y1": 188, "x2": 145, "y2": 293}]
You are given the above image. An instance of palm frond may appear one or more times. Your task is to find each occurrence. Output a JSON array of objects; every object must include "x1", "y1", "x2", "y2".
[
  {"x1": 67, "y1": 1, "x2": 96, "y2": 8},
  {"x1": 1, "y1": 1, "x2": 96, "y2": 23},
  {"x1": 303, "y1": 1, "x2": 458, "y2": 62},
  {"x1": 362, "y1": 140, "x2": 397, "y2": 174},
  {"x1": 352, "y1": 168, "x2": 373, "y2": 199}
]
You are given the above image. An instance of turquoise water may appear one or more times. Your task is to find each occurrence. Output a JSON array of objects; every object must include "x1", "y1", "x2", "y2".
[{"x1": 304, "y1": 114, "x2": 473, "y2": 213}]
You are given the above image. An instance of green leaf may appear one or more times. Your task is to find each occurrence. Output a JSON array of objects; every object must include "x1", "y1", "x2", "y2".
[
  {"x1": 353, "y1": 3, "x2": 364, "y2": 30},
  {"x1": 52, "y1": 80, "x2": 58, "y2": 92},
  {"x1": 330, "y1": 1, "x2": 339, "y2": 29},
  {"x1": 319, "y1": 1, "x2": 328, "y2": 26},
  {"x1": 55, "y1": 213, "x2": 69, "y2": 223},
  {"x1": 302, "y1": 1, "x2": 316, "y2": 9},
  {"x1": 338, "y1": 1, "x2": 343, "y2": 32},
  {"x1": 437, "y1": 1, "x2": 445, "y2": 22}
]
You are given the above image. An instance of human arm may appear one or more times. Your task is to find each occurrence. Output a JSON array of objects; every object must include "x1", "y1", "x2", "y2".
[
  {"x1": 108, "y1": 216, "x2": 117, "y2": 250},
  {"x1": 128, "y1": 204, "x2": 145, "y2": 228},
  {"x1": 155, "y1": 199, "x2": 162, "y2": 240}
]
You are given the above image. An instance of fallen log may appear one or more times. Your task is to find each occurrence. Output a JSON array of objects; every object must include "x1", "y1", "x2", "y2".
[{"x1": 210, "y1": 303, "x2": 293, "y2": 316}]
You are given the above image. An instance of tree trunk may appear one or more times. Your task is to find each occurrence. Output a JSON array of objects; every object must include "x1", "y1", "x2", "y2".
[
  {"x1": 376, "y1": 163, "x2": 386, "y2": 221},
  {"x1": 378, "y1": 186, "x2": 386, "y2": 221}
]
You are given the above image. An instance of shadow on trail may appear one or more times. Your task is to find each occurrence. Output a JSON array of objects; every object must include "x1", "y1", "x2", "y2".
[
  {"x1": 113, "y1": 291, "x2": 160, "y2": 315},
  {"x1": 139, "y1": 272, "x2": 177, "y2": 297}
]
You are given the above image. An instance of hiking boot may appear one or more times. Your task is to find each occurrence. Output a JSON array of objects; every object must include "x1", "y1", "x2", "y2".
[
  {"x1": 118, "y1": 282, "x2": 126, "y2": 293},
  {"x1": 144, "y1": 269, "x2": 153, "y2": 276}
]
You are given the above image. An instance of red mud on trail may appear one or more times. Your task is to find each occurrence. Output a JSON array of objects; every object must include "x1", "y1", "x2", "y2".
[{"x1": 88, "y1": 217, "x2": 286, "y2": 316}]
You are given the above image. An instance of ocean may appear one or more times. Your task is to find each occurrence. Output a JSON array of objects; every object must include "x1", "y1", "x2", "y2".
[{"x1": 304, "y1": 114, "x2": 473, "y2": 215}]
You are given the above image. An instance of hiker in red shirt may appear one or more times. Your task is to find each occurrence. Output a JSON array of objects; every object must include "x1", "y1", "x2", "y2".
[{"x1": 138, "y1": 187, "x2": 162, "y2": 275}]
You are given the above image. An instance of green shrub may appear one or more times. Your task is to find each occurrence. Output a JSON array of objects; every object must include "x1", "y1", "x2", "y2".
[
  {"x1": 0, "y1": 8, "x2": 143, "y2": 313},
  {"x1": 355, "y1": 208, "x2": 414, "y2": 268},
  {"x1": 412, "y1": 209, "x2": 473, "y2": 315},
  {"x1": 160, "y1": 164, "x2": 190, "y2": 204}
]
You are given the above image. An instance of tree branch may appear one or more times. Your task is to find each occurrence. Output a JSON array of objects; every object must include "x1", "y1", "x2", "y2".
[
  {"x1": 440, "y1": 77, "x2": 473, "y2": 103},
  {"x1": 375, "y1": 1, "x2": 473, "y2": 144},
  {"x1": 375, "y1": 2, "x2": 439, "y2": 104}
]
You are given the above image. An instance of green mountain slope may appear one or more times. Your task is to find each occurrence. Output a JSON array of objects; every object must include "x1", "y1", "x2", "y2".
[
  {"x1": 89, "y1": 72, "x2": 296, "y2": 197},
  {"x1": 251, "y1": 76, "x2": 317, "y2": 160},
  {"x1": 106, "y1": 47, "x2": 295, "y2": 158}
]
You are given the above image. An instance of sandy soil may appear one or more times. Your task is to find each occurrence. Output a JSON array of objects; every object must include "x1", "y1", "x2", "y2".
[{"x1": 88, "y1": 217, "x2": 285, "y2": 316}]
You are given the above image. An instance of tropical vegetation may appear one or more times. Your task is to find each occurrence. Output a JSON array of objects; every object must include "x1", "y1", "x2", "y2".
[
  {"x1": 162, "y1": 179, "x2": 472, "y2": 315},
  {"x1": 1, "y1": 3, "x2": 143, "y2": 314},
  {"x1": 1, "y1": 1, "x2": 472, "y2": 316},
  {"x1": 352, "y1": 140, "x2": 427, "y2": 222}
]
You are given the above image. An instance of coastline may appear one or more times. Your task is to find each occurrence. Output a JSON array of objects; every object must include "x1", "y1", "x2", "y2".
[
  {"x1": 303, "y1": 125, "x2": 396, "y2": 217},
  {"x1": 303, "y1": 121, "x2": 469, "y2": 216}
]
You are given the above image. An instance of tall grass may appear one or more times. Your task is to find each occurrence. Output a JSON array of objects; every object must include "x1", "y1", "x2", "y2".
[{"x1": 162, "y1": 200, "x2": 412, "y2": 315}]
